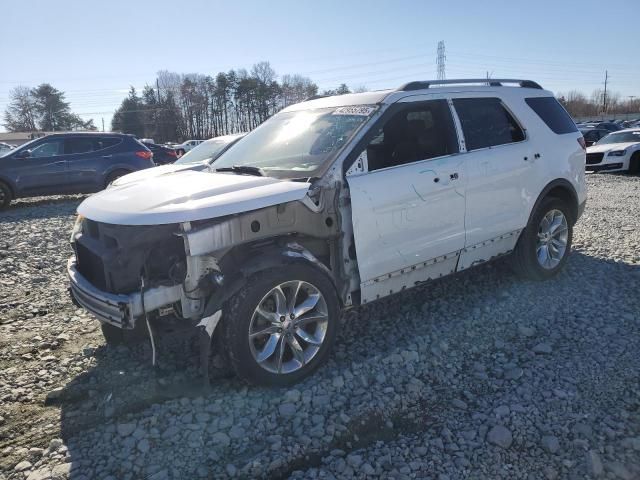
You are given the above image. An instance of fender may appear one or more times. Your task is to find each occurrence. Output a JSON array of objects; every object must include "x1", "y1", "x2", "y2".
[
  {"x1": 527, "y1": 178, "x2": 579, "y2": 225},
  {"x1": 202, "y1": 241, "x2": 336, "y2": 318}
]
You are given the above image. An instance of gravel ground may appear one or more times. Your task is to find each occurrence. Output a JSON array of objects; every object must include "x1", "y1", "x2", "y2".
[{"x1": 0, "y1": 174, "x2": 639, "y2": 480}]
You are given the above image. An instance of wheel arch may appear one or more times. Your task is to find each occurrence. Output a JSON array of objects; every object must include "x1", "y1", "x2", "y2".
[
  {"x1": 203, "y1": 237, "x2": 341, "y2": 318},
  {"x1": 529, "y1": 179, "x2": 579, "y2": 225}
]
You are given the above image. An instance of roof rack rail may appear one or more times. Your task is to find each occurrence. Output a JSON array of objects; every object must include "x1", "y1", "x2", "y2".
[
  {"x1": 397, "y1": 79, "x2": 543, "y2": 91},
  {"x1": 305, "y1": 94, "x2": 330, "y2": 101}
]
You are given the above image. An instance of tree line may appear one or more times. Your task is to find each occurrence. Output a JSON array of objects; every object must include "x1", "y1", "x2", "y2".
[
  {"x1": 5, "y1": 64, "x2": 638, "y2": 141},
  {"x1": 3, "y1": 84, "x2": 96, "y2": 132},
  {"x1": 111, "y1": 62, "x2": 356, "y2": 142},
  {"x1": 558, "y1": 89, "x2": 640, "y2": 118}
]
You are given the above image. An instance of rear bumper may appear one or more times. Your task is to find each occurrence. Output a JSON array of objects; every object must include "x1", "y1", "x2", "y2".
[{"x1": 67, "y1": 257, "x2": 182, "y2": 329}]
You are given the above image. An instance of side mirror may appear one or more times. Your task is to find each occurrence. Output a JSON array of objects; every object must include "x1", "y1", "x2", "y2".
[{"x1": 17, "y1": 149, "x2": 32, "y2": 159}]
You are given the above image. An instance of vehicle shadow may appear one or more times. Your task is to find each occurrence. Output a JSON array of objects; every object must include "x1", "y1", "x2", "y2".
[{"x1": 54, "y1": 249, "x2": 639, "y2": 478}]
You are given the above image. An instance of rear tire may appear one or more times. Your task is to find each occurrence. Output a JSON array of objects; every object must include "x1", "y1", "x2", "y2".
[
  {"x1": 511, "y1": 197, "x2": 573, "y2": 281},
  {"x1": 0, "y1": 181, "x2": 12, "y2": 210},
  {"x1": 175, "y1": 149, "x2": 185, "y2": 157},
  {"x1": 220, "y1": 265, "x2": 340, "y2": 386},
  {"x1": 629, "y1": 153, "x2": 640, "y2": 175},
  {"x1": 104, "y1": 170, "x2": 130, "y2": 189}
]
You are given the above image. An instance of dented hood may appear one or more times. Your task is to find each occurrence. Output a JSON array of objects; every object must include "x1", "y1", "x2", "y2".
[{"x1": 78, "y1": 170, "x2": 310, "y2": 225}]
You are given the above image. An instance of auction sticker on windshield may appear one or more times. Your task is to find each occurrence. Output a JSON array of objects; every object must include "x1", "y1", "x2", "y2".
[{"x1": 332, "y1": 106, "x2": 376, "y2": 116}]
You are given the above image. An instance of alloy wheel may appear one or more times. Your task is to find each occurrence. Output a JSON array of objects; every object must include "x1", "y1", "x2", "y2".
[
  {"x1": 536, "y1": 209, "x2": 568, "y2": 269},
  {"x1": 248, "y1": 280, "x2": 329, "y2": 374}
]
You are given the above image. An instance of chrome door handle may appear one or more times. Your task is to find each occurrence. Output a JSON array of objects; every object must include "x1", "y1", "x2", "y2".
[{"x1": 102, "y1": 155, "x2": 112, "y2": 159}]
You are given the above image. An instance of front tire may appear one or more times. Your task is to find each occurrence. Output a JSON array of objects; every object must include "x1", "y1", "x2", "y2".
[
  {"x1": 511, "y1": 197, "x2": 573, "y2": 281},
  {"x1": 101, "y1": 323, "x2": 124, "y2": 345},
  {"x1": 221, "y1": 265, "x2": 339, "y2": 386},
  {"x1": 0, "y1": 181, "x2": 12, "y2": 210}
]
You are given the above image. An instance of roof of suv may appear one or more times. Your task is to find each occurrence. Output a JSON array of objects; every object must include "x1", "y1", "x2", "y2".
[{"x1": 282, "y1": 79, "x2": 552, "y2": 113}]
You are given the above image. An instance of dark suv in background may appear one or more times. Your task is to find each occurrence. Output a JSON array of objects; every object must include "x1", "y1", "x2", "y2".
[{"x1": 0, "y1": 132, "x2": 154, "y2": 209}]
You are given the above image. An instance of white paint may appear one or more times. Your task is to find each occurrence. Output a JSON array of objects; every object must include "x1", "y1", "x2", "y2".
[
  {"x1": 77, "y1": 171, "x2": 310, "y2": 225},
  {"x1": 348, "y1": 154, "x2": 466, "y2": 287}
]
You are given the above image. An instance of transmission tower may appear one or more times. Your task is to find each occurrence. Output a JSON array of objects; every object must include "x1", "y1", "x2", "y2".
[{"x1": 436, "y1": 41, "x2": 446, "y2": 80}]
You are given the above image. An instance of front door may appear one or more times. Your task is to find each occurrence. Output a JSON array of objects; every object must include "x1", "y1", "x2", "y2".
[
  {"x1": 15, "y1": 138, "x2": 67, "y2": 195},
  {"x1": 346, "y1": 99, "x2": 467, "y2": 303}
]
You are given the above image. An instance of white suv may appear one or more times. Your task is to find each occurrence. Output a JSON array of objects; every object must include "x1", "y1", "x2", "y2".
[{"x1": 68, "y1": 79, "x2": 586, "y2": 386}]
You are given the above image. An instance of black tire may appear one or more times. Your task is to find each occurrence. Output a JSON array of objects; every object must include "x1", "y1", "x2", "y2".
[
  {"x1": 0, "y1": 181, "x2": 12, "y2": 210},
  {"x1": 220, "y1": 264, "x2": 340, "y2": 386},
  {"x1": 629, "y1": 153, "x2": 640, "y2": 175},
  {"x1": 101, "y1": 323, "x2": 124, "y2": 345},
  {"x1": 511, "y1": 196, "x2": 574, "y2": 281},
  {"x1": 104, "y1": 170, "x2": 130, "y2": 189},
  {"x1": 175, "y1": 149, "x2": 185, "y2": 157}
]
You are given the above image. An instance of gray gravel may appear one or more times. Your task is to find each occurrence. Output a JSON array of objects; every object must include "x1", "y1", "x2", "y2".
[{"x1": 1, "y1": 174, "x2": 639, "y2": 480}]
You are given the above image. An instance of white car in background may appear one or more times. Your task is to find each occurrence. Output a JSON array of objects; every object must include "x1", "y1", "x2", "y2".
[
  {"x1": 111, "y1": 133, "x2": 246, "y2": 187},
  {"x1": 586, "y1": 129, "x2": 640, "y2": 174},
  {"x1": 173, "y1": 139, "x2": 205, "y2": 156}
]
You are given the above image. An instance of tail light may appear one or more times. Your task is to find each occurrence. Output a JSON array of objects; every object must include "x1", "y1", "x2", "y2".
[
  {"x1": 135, "y1": 151, "x2": 153, "y2": 160},
  {"x1": 577, "y1": 137, "x2": 586, "y2": 151}
]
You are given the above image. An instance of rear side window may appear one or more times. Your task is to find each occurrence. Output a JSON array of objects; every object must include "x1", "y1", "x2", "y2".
[
  {"x1": 94, "y1": 137, "x2": 122, "y2": 151},
  {"x1": 64, "y1": 138, "x2": 94, "y2": 154},
  {"x1": 525, "y1": 97, "x2": 578, "y2": 134},
  {"x1": 453, "y1": 98, "x2": 525, "y2": 151}
]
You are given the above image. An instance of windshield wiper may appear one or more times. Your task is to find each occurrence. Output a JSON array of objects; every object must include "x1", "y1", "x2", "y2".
[{"x1": 215, "y1": 165, "x2": 264, "y2": 176}]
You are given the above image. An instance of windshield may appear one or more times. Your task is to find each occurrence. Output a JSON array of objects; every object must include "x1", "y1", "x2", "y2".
[
  {"x1": 213, "y1": 106, "x2": 376, "y2": 178},
  {"x1": 1, "y1": 137, "x2": 41, "y2": 157},
  {"x1": 174, "y1": 137, "x2": 239, "y2": 164},
  {"x1": 596, "y1": 131, "x2": 640, "y2": 145}
]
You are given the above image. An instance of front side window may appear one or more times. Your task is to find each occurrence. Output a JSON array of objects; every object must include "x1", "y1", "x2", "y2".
[
  {"x1": 30, "y1": 140, "x2": 62, "y2": 158},
  {"x1": 213, "y1": 106, "x2": 374, "y2": 178},
  {"x1": 363, "y1": 100, "x2": 459, "y2": 171},
  {"x1": 453, "y1": 98, "x2": 525, "y2": 151}
]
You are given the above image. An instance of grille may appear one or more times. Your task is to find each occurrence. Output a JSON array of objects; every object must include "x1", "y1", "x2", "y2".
[
  {"x1": 75, "y1": 242, "x2": 108, "y2": 291},
  {"x1": 74, "y1": 221, "x2": 185, "y2": 294},
  {"x1": 586, "y1": 152, "x2": 604, "y2": 165}
]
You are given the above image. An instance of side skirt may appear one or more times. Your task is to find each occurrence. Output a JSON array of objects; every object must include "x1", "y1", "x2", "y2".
[{"x1": 358, "y1": 230, "x2": 521, "y2": 304}]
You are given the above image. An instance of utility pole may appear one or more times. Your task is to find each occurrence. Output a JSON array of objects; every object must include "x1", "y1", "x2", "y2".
[
  {"x1": 437, "y1": 41, "x2": 446, "y2": 80},
  {"x1": 602, "y1": 70, "x2": 608, "y2": 115},
  {"x1": 101, "y1": 117, "x2": 105, "y2": 132}
]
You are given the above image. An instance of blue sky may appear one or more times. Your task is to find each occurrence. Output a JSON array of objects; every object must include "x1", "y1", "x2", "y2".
[{"x1": 1, "y1": 0, "x2": 638, "y2": 131}]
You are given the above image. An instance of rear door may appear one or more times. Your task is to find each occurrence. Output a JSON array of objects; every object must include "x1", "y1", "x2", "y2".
[
  {"x1": 14, "y1": 138, "x2": 67, "y2": 195},
  {"x1": 451, "y1": 96, "x2": 534, "y2": 269},
  {"x1": 346, "y1": 98, "x2": 466, "y2": 303},
  {"x1": 64, "y1": 136, "x2": 121, "y2": 192}
]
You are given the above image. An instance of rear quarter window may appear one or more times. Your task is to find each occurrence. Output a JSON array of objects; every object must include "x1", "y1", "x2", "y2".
[{"x1": 525, "y1": 97, "x2": 578, "y2": 134}]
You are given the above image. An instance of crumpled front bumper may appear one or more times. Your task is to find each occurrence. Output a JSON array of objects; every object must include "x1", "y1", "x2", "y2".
[{"x1": 67, "y1": 257, "x2": 182, "y2": 329}]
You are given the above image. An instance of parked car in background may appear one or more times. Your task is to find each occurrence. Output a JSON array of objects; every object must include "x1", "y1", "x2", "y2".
[
  {"x1": 0, "y1": 132, "x2": 154, "y2": 209},
  {"x1": 594, "y1": 122, "x2": 622, "y2": 132},
  {"x1": 173, "y1": 139, "x2": 205, "y2": 156},
  {"x1": 111, "y1": 133, "x2": 246, "y2": 187},
  {"x1": 68, "y1": 79, "x2": 586, "y2": 386},
  {"x1": 585, "y1": 128, "x2": 640, "y2": 173},
  {"x1": 141, "y1": 141, "x2": 178, "y2": 164},
  {"x1": 580, "y1": 128, "x2": 610, "y2": 147},
  {"x1": 0, "y1": 142, "x2": 14, "y2": 155}
]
